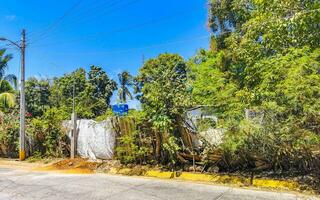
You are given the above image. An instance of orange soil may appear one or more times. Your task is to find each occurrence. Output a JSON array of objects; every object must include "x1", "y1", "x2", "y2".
[{"x1": 38, "y1": 158, "x2": 99, "y2": 174}]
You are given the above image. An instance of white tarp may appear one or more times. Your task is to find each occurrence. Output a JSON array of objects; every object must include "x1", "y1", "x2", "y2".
[{"x1": 65, "y1": 119, "x2": 116, "y2": 160}]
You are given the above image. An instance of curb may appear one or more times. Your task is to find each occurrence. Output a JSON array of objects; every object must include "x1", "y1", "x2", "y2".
[{"x1": 107, "y1": 168, "x2": 304, "y2": 192}]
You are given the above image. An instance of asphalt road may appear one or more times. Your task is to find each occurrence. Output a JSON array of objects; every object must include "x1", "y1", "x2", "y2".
[{"x1": 0, "y1": 168, "x2": 318, "y2": 200}]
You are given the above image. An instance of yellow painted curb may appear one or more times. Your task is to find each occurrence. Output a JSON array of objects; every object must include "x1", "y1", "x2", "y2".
[
  {"x1": 145, "y1": 170, "x2": 175, "y2": 179},
  {"x1": 33, "y1": 161, "x2": 308, "y2": 193},
  {"x1": 110, "y1": 168, "x2": 304, "y2": 192},
  {"x1": 252, "y1": 179, "x2": 299, "y2": 191}
]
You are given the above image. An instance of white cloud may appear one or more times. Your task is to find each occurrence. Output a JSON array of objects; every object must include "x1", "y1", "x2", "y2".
[{"x1": 5, "y1": 15, "x2": 16, "y2": 21}]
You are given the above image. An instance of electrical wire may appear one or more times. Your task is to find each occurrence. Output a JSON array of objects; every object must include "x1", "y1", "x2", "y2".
[
  {"x1": 28, "y1": 0, "x2": 84, "y2": 45},
  {"x1": 29, "y1": 9, "x2": 200, "y2": 48},
  {"x1": 28, "y1": 0, "x2": 139, "y2": 45},
  {"x1": 44, "y1": 35, "x2": 210, "y2": 56},
  {"x1": 66, "y1": 0, "x2": 124, "y2": 23}
]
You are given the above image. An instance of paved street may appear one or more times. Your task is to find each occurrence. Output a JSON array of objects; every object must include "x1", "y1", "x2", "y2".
[{"x1": 0, "y1": 167, "x2": 318, "y2": 200}]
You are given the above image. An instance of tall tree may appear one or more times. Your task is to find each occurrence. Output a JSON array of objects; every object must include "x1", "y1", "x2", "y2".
[
  {"x1": 206, "y1": 0, "x2": 320, "y2": 96},
  {"x1": 136, "y1": 54, "x2": 190, "y2": 163},
  {"x1": 0, "y1": 49, "x2": 16, "y2": 109},
  {"x1": 88, "y1": 66, "x2": 117, "y2": 107},
  {"x1": 117, "y1": 71, "x2": 133, "y2": 103},
  {"x1": 25, "y1": 78, "x2": 51, "y2": 117},
  {"x1": 208, "y1": 0, "x2": 320, "y2": 83},
  {"x1": 50, "y1": 67, "x2": 117, "y2": 118}
]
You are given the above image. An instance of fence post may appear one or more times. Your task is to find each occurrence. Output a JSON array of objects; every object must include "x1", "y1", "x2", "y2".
[{"x1": 71, "y1": 113, "x2": 77, "y2": 159}]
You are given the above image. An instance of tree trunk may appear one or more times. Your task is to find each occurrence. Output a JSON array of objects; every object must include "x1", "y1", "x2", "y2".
[{"x1": 154, "y1": 130, "x2": 161, "y2": 163}]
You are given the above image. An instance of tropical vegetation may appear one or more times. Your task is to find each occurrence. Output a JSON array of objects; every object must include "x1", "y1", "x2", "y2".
[
  {"x1": 117, "y1": 71, "x2": 133, "y2": 103},
  {"x1": 0, "y1": 49, "x2": 16, "y2": 110},
  {"x1": 0, "y1": 0, "x2": 319, "y2": 188}
]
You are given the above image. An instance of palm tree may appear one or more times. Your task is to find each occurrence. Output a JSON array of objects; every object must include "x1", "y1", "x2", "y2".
[
  {"x1": 117, "y1": 71, "x2": 133, "y2": 103},
  {"x1": 0, "y1": 49, "x2": 16, "y2": 109}
]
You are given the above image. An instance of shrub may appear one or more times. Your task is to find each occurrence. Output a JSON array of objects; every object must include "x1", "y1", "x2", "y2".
[
  {"x1": 0, "y1": 110, "x2": 19, "y2": 157},
  {"x1": 28, "y1": 107, "x2": 69, "y2": 157},
  {"x1": 219, "y1": 115, "x2": 320, "y2": 173},
  {"x1": 115, "y1": 111, "x2": 153, "y2": 165}
]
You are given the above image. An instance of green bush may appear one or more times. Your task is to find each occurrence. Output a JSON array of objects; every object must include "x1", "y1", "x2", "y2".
[
  {"x1": 115, "y1": 111, "x2": 153, "y2": 165},
  {"x1": 0, "y1": 110, "x2": 19, "y2": 157},
  {"x1": 219, "y1": 116, "x2": 320, "y2": 173},
  {"x1": 28, "y1": 107, "x2": 69, "y2": 157}
]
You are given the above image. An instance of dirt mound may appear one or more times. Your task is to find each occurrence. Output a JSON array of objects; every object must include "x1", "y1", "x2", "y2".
[{"x1": 40, "y1": 158, "x2": 99, "y2": 174}]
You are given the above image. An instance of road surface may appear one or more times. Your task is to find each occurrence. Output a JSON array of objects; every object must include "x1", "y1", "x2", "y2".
[{"x1": 0, "y1": 167, "x2": 318, "y2": 200}]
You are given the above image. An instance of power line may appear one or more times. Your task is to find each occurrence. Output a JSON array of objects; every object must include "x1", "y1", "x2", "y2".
[
  {"x1": 26, "y1": 35, "x2": 210, "y2": 82},
  {"x1": 28, "y1": 0, "x2": 84, "y2": 45},
  {"x1": 29, "y1": 9, "x2": 200, "y2": 48},
  {"x1": 28, "y1": 0, "x2": 140, "y2": 45},
  {"x1": 30, "y1": 0, "x2": 84, "y2": 38},
  {"x1": 66, "y1": 0, "x2": 124, "y2": 24},
  {"x1": 73, "y1": 0, "x2": 140, "y2": 25},
  {"x1": 27, "y1": 0, "x2": 98, "y2": 38},
  {"x1": 47, "y1": 35, "x2": 210, "y2": 56}
]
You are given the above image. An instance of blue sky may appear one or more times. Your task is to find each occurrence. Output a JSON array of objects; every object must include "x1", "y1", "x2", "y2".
[{"x1": 0, "y1": 0, "x2": 210, "y2": 108}]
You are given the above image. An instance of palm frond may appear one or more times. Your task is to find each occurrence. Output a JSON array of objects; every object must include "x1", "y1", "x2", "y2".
[
  {"x1": 4, "y1": 74, "x2": 17, "y2": 89},
  {"x1": 0, "y1": 80, "x2": 14, "y2": 93},
  {"x1": 124, "y1": 87, "x2": 133, "y2": 100},
  {"x1": 0, "y1": 92, "x2": 15, "y2": 108},
  {"x1": 0, "y1": 49, "x2": 5, "y2": 57},
  {"x1": 118, "y1": 87, "x2": 124, "y2": 102},
  {"x1": 0, "y1": 49, "x2": 13, "y2": 79}
]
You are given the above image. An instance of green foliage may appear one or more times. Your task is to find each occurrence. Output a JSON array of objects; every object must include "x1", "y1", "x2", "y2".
[
  {"x1": 115, "y1": 112, "x2": 153, "y2": 165},
  {"x1": 209, "y1": 0, "x2": 320, "y2": 88},
  {"x1": 136, "y1": 53, "x2": 191, "y2": 164},
  {"x1": 1, "y1": 64, "x2": 117, "y2": 158},
  {"x1": 162, "y1": 136, "x2": 181, "y2": 167},
  {"x1": 28, "y1": 107, "x2": 69, "y2": 157},
  {"x1": 220, "y1": 117, "x2": 320, "y2": 172},
  {"x1": 0, "y1": 0, "x2": 318, "y2": 178},
  {"x1": 209, "y1": 0, "x2": 320, "y2": 52},
  {"x1": 95, "y1": 108, "x2": 114, "y2": 121},
  {"x1": 0, "y1": 110, "x2": 19, "y2": 157},
  {"x1": 26, "y1": 78, "x2": 51, "y2": 117},
  {"x1": 23, "y1": 66, "x2": 117, "y2": 158},
  {"x1": 116, "y1": 130, "x2": 151, "y2": 164},
  {"x1": 188, "y1": 0, "x2": 320, "y2": 173},
  {"x1": 190, "y1": 46, "x2": 320, "y2": 171},
  {"x1": 188, "y1": 50, "x2": 243, "y2": 119},
  {"x1": 136, "y1": 53, "x2": 190, "y2": 128},
  {"x1": 50, "y1": 66, "x2": 116, "y2": 119},
  {"x1": 197, "y1": 118, "x2": 216, "y2": 132},
  {"x1": 0, "y1": 49, "x2": 16, "y2": 110},
  {"x1": 117, "y1": 71, "x2": 133, "y2": 103},
  {"x1": 248, "y1": 47, "x2": 319, "y2": 114},
  {"x1": 88, "y1": 66, "x2": 117, "y2": 115}
]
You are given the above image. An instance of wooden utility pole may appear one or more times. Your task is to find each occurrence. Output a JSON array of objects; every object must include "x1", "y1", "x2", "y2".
[
  {"x1": 0, "y1": 30, "x2": 27, "y2": 161},
  {"x1": 71, "y1": 113, "x2": 77, "y2": 159},
  {"x1": 70, "y1": 78, "x2": 77, "y2": 159},
  {"x1": 19, "y1": 29, "x2": 26, "y2": 161}
]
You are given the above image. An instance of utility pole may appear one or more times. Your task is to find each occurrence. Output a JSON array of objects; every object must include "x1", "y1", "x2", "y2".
[
  {"x1": 20, "y1": 29, "x2": 26, "y2": 161},
  {"x1": 0, "y1": 29, "x2": 26, "y2": 161},
  {"x1": 70, "y1": 78, "x2": 77, "y2": 159}
]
